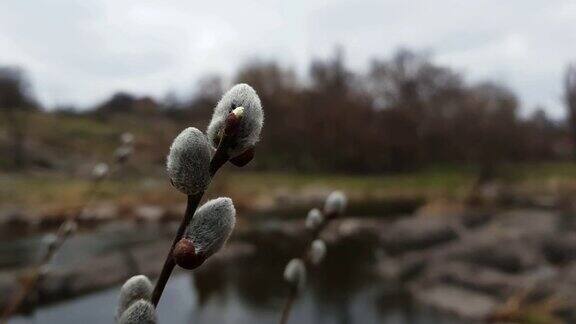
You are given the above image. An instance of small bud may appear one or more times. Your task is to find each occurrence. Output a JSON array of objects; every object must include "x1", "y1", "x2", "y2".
[
  {"x1": 232, "y1": 106, "x2": 245, "y2": 118},
  {"x1": 43, "y1": 234, "x2": 59, "y2": 255},
  {"x1": 310, "y1": 239, "x2": 327, "y2": 265},
  {"x1": 61, "y1": 220, "x2": 77, "y2": 237},
  {"x1": 37, "y1": 264, "x2": 50, "y2": 279},
  {"x1": 305, "y1": 208, "x2": 324, "y2": 230},
  {"x1": 176, "y1": 198, "x2": 236, "y2": 269},
  {"x1": 92, "y1": 163, "x2": 109, "y2": 180},
  {"x1": 224, "y1": 106, "x2": 246, "y2": 137},
  {"x1": 114, "y1": 145, "x2": 133, "y2": 164},
  {"x1": 173, "y1": 238, "x2": 203, "y2": 270},
  {"x1": 120, "y1": 132, "x2": 135, "y2": 145},
  {"x1": 324, "y1": 191, "x2": 347, "y2": 217},
  {"x1": 206, "y1": 84, "x2": 264, "y2": 158},
  {"x1": 224, "y1": 111, "x2": 242, "y2": 136},
  {"x1": 166, "y1": 127, "x2": 212, "y2": 195},
  {"x1": 117, "y1": 275, "x2": 153, "y2": 320},
  {"x1": 118, "y1": 299, "x2": 157, "y2": 324},
  {"x1": 42, "y1": 233, "x2": 58, "y2": 249},
  {"x1": 229, "y1": 146, "x2": 255, "y2": 167},
  {"x1": 284, "y1": 258, "x2": 306, "y2": 290}
]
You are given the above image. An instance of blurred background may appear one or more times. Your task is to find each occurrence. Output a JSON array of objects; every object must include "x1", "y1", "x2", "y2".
[{"x1": 2, "y1": 1, "x2": 576, "y2": 323}]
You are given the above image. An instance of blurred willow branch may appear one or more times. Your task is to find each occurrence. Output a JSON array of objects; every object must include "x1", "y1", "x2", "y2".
[
  {"x1": 279, "y1": 221, "x2": 326, "y2": 324},
  {"x1": 0, "y1": 134, "x2": 134, "y2": 323},
  {"x1": 279, "y1": 192, "x2": 346, "y2": 324}
]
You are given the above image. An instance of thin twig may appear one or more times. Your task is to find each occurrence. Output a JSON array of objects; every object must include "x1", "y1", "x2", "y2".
[
  {"x1": 278, "y1": 211, "x2": 336, "y2": 324},
  {"x1": 0, "y1": 165, "x2": 116, "y2": 323},
  {"x1": 279, "y1": 286, "x2": 298, "y2": 324},
  {"x1": 150, "y1": 193, "x2": 201, "y2": 306}
]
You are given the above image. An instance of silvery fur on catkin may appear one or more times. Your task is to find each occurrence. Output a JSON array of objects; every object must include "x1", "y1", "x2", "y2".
[
  {"x1": 118, "y1": 299, "x2": 157, "y2": 324},
  {"x1": 166, "y1": 127, "x2": 212, "y2": 195},
  {"x1": 284, "y1": 258, "x2": 306, "y2": 290},
  {"x1": 310, "y1": 239, "x2": 327, "y2": 265},
  {"x1": 116, "y1": 275, "x2": 153, "y2": 320},
  {"x1": 324, "y1": 191, "x2": 347, "y2": 215},
  {"x1": 185, "y1": 197, "x2": 236, "y2": 257},
  {"x1": 206, "y1": 84, "x2": 264, "y2": 157},
  {"x1": 305, "y1": 208, "x2": 324, "y2": 230}
]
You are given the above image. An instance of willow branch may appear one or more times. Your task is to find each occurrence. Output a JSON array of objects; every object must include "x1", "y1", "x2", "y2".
[
  {"x1": 150, "y1": 134, "x2": 232, "y2": 306},
  {"x1": 279, "y1": 286, "x2": 298, "y2": 324},
  {"x1": 278, "y1": 211, "x2": 336, "y2": 324},
  {"x1": 0, "y1": 162, "x2": 124, "y2": 323}
]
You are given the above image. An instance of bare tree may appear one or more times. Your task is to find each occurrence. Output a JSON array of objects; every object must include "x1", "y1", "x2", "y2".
[
  {"x1": 0, "y1": 66, "x2": 35, "y2": 169},
  {"x1": 366, "y1": 49, "x2": 464, "y2": 169},
  {"x1": 564, "y1": 64, "x2": 576, "y2": 159}
]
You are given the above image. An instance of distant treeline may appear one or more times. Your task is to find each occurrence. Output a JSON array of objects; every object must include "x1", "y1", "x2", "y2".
[{"x1": 1, "y1": 49, "x2": 571, "y2": 173}]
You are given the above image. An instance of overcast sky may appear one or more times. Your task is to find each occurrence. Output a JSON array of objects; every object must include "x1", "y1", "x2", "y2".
[{"x1": 0, "y1": 0, "x2": 575, "y2": 117}]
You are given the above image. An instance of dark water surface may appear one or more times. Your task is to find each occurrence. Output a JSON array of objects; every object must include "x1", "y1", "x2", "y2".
[
  {"x1": 5, "y1": 221, "x2": 463, "y2": 324},
  {"x1": 10, "y1": 274, "x2": 462, "y2": 324}
]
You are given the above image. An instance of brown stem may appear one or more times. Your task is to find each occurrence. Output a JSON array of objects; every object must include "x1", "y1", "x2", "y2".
[
  {"x1": 150, "y1": 193, "x2": 202, "y2": 306},
  {"x1": 0, "y1": 271, "x2": 40, "y2": 324},
  {"x1": 150, "y1": 134, "x2": 231, "y2": 307},
  {"x1": 279, "y1": 285, "x2": 298, "y2": 324},
  {"x1": 210, "y1": 134, "x2": 233, "y2": 176}
]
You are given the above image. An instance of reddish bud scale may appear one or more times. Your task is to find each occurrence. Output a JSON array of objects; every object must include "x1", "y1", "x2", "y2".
[
  {"x1": 325, "y1": 211, "x2": 338, "y2": 221},
  {"x1": 224, "y1": 112, "x2": 241, "y2": 136},
  {"x1": 173, "y1": 238, "x2": 205, "y2": 270},
  {"x1": 116, "y1": 154, "x2": 128, "y2": 164},
  {"x1": 230, "y1": 146, "x2": 255, "y2": 167}
]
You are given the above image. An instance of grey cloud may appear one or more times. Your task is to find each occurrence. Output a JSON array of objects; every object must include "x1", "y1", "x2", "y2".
[{"x1": 0, "y1": 0, "x2": 574, "y2": 118}]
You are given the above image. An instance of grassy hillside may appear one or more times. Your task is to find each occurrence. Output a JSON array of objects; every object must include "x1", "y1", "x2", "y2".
[
  {"x1": 0, "y1": 111, "x2": 187, "y2": 170},
  {"x1": 3, "y1": 163, "x2": 576, "y2": 214},
  {"x1": 2, "y1": 112, "x2": 576, "y2": 216}
]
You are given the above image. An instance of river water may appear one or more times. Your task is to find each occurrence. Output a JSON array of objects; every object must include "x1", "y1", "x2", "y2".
[{"x1": 4, "y1": 221, "x2": 463, "y2": 324}]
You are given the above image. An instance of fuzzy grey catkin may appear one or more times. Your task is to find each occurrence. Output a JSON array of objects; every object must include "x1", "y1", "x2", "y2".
[
  {"x1": 206, "y1": 84, "x2": 264, "y2": 157},
  {"x1": 310, "y1": 239, "x2": 327, "y2": 265},
  {"x1": 116, "y1": 275, "x2": 153, "y2": 320},
  {"x1": 114, "y1": 145, "x2": 133, "y2": 162},
  {"x1": 38, "y1": 264, "x2": 50, "y2": 277},
  {"x1": 185, "y1": 197, "x2": 236, "y2": 258},
  {"x1": 324, "y1": 191, "x2": 347, "y2": 215},
  {"x1": 92, "y1": 162, "x2": 109, "y2": 180},
  {"x1": 42, "y1": 233, "x2": 58, "y2": 248},
  {"x1": 120, "y1": 132, "x2": 134, "y2": 145},
  {"x1": 166, "y1": 127, "x2": 212, "y2": 195},
  {"x1": 305, "y1": 208, "x2": 324, "y2": 230},
  {"x1": 61, "y1": 220, "x2": 77, "y2": 237},
  {"x1": 118, "y1": 299, "x2": 157, "y2": 324},
  {"x1": 284, "y1": 258, "x2": 306, "y2": 290}
]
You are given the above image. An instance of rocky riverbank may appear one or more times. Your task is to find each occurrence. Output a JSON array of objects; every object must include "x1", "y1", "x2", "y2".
[
  {"x1": 0, "y1": 195, "x2": 421, "y2": 239},
  {"x1": 2, "y1": 206, "x2": 575, "y2": 322},
  {"x1": 374, "y1": 207, "x2": 576, "y2": 323},
  {"x1": 0, "y1": 216, "x2": 380, "y2": 315}
]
